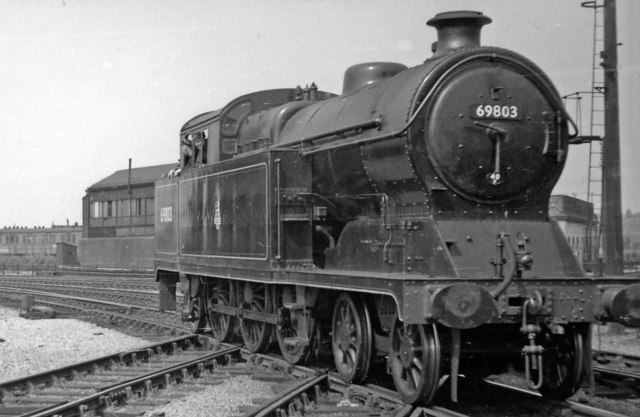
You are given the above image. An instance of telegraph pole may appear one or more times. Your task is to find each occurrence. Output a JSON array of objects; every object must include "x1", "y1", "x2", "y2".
[{"x1": 601, "y1": 0, "x2": 624, "y2": 275}]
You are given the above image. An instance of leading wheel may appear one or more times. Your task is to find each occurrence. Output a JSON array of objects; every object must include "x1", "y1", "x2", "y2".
[
  {"x1": 331, "y1": 293, "x2": 372, "y2": 383},
  {"x1": 207, "y1": 279, "x2": 236, "y2": 342},
  {"x1": 536, "y1": 325, "x2": 585, "y2": 399},
  {"x1": 240, "y1": 282, "x2": 272, "y2": 353},
  {"x1": 390, "y1": 319, "x2": 441, "y2": 405}
]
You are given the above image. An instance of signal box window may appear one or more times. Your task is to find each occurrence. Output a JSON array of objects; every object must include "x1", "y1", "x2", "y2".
[{"x1": 90, "y1": 202, "x2": 101, "y2": 218}]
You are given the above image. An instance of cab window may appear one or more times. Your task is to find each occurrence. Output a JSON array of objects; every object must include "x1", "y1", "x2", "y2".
[{"x1": 222, "y1": 101, "x2": 251, "y2": 137}]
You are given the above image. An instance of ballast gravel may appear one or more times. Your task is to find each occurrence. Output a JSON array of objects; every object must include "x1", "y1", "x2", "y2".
[
  {"x1": 143, "y1": 375, "x2": 274, "y2": 417},
  {"x1": 0, "y1": 307, "x2": 149, "y2": 381},
  {"x1": 0, "y1": 307, "x2": 275, "y2": 416}
]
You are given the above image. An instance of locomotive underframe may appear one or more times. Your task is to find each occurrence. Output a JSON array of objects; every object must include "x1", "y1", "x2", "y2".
[
  {"x1": 156, "y1": 267, "x2": 595, "y2": 403},
  {"x1": 159, "y1": 268, "x2": 596, "y2": 326}
]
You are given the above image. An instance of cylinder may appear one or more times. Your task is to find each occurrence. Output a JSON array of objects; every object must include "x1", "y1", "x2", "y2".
[
  {"x1": 430, "y1": 283, "x2": 497, "y2": 329},
  {"x1": 600, "y1": 283, "x2": 640, "y2": 327}
]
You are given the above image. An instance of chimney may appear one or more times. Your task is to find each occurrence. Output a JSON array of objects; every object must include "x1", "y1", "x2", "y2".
[{"x1": 427, "y1": 10, "x2": 491, "y2": 56}]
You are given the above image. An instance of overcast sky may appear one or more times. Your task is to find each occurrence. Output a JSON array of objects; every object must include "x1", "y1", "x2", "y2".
[{"x1": 0, "y1": 0, "x2": 638, "y2": 227}]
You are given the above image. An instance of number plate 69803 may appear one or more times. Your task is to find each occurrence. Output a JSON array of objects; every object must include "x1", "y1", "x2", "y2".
[{"x1": 470, "y1": 104, "x2": 520, "y2": 120}]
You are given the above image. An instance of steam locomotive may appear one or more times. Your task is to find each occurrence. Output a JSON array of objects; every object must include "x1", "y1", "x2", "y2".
[{"x1": 155, "y1": 11, "x2": 640, "y2": 404}]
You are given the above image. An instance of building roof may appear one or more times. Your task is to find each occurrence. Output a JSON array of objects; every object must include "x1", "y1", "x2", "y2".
[
  {"x1": 87, "y1": 163, "x2": 176, "y2": 191},
  {"x1": 1, "y1": 225, "x2": 82, "y2": 232},
  {"x1": 549, "y1": 195, "x2": 594, "y2": 223}
]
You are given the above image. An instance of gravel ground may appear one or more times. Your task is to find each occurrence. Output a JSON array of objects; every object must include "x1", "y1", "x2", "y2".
[
  {"x1": 142, "y1": 375, "x2": 274, "y2": 417},
  {"x1": 592, "y1": 324, "x2": 640, "y2": 355},
  {"x1": 0, "y1": 306, "x2": 276, "y2": 417},
  {"x1": 0, "y1": 306, "x2": 150, "y2": 381}
]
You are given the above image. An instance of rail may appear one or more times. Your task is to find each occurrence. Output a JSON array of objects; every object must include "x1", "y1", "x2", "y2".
[
  {"x1": 0, "y1": 264, "x2": 153, "y2": 277},
  {"x1": 1, "y1": 337, "x2": 240, "y2": 417}
]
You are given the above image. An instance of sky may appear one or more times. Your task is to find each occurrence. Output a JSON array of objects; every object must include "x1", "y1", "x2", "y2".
[{"x1": 0, "y1": 0, "x2": 638, "y2": 227}]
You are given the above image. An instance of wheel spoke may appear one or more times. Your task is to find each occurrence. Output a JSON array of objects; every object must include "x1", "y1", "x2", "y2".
[
  {"x1": 412, "y1": 355, "x2": 423, "y2": 369},
  {"x1": 410, "y1": 367, "x2": 421, "y2": 391},
  {"x1": 537, "y1": 326, "x2": 585, "y2": 400},
  {"x1": 390, "y1": 320, "x2": 440, "y2": 405},
  {"x1": 208, "y1": 280, "x2": 235, "y2": 342},
  {"x1": 189, "y1": 296, "x2": 207, "y2": 333},
  {"x1": 240, "y1": 283, "x2": 271, "y2": 353},
  {"x1": 332, "y1": 293, "x2": 372, "y2": 384},
  {"x1": 339, "y1": 308, "x2": 347, "y2": 326},
  {"x1": 347, "y1": 346, "x2": 358, "y2": 366}
]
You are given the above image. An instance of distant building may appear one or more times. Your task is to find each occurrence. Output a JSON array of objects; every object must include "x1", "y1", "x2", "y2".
[
  {"x1": 549, "y1": 195, "x2": 597, "y2": 267},
  {"x1": 0, "y1": 224, "x2": 82, "y2": 260},
  {"x1": 79, "y1": 163, "x2": 174, "y2": 269}
]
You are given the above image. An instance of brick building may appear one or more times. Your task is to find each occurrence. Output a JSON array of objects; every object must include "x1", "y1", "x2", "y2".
[
  {"x1": 0, "y1": 224, "x2": 82, "y2": 257},
  {"x1": 548, "y1": 195, "x2": 597, "y2": 268},
  {"x1": 79, "y1": 163, "x2": 174, "y2": 269}
]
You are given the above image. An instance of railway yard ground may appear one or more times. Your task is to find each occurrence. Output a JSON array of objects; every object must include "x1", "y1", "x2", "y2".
[
  {"x1": 1, "y1": 274, "x2": 640, "y2": 417},
  {"x1": 592, "y1": 324, "x2": 640, "y2": 356},
  {"x1": 0, "y1": 307, "x2": 293, "y2": 417},
  {"x1": 0, "y1": 307, "x2": 149, "y2": 381}
]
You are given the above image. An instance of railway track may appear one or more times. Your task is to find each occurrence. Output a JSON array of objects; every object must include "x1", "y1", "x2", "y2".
[
  {"x1": 1, "y1": 275, "x2": 639, "y2": 416},
  {"x1": 0, "y1": 285, "x2": 188, "y2": 341},
  {"x1": 1, "y1": 339, "x2": 632, "y2": 417},
  {"x1": 474, "y1": 380, "x2": 633, "y2": 417},
  {"x1": 1, "y1": 335, "x2": 237, "y2": 417},
  {"x1": 0, "y1": 334, "x2": 422, "y2": 417},
  {"x1": 0, "y1": 276, "x2": 163, "y2": 308},
  {"x1": 6, "y1": 280, "x2": 640, "y2": 400},
  {"x1": 593, "y1": 350, "x2": 640, "y2": 399},
  {"x1": 0, "y1": 275, "x2": 156, "y2": 292},
  {"x1": 0, "y1": 283, "x2": 156, "y2": 311}
]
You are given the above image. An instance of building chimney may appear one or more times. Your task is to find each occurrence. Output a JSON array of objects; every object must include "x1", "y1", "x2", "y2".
[{"x1": 427, "y1": 10, "x2": 491, "y2": 56}]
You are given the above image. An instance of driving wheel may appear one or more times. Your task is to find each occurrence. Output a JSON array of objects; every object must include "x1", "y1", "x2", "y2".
[
  {"x1": 240, "y1": 282, "x2": 272, "y2": 353},
  {"x1": 331, "y1": 293, "x2": 372, "y2": 383},
  {"x1": 207, "y1": 279, "x2": 236, "y2": 342}
]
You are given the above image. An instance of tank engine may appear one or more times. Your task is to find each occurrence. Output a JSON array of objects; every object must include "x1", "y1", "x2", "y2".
[{"x1": 155, "y1": 11, "x2": 640, "y2": 404}]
